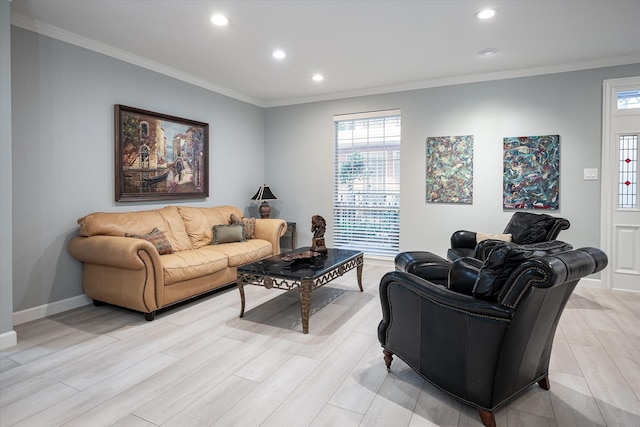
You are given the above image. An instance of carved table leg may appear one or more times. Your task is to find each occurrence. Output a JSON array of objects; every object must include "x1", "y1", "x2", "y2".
[
  {"x1": 300, "y1": 280, "x2": 313, "y2": 334},
  {"x1": 238, "y1": 282, "x2": 246, "y2": 318},
  {"x1": 383, "y1": 349, "x2": 393, "y2": 372},
  {"x1": 356, "y1": 261, "x2": 364, "y2": 291}
]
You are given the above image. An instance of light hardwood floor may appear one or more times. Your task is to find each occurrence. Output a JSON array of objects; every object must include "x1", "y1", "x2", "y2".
[{"x1": 1, "y1": 259, "x2": 639, "y2": 427}]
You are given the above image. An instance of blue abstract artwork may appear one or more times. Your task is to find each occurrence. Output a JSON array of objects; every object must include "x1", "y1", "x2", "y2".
[
  {"x1": 426, "y1": 135, "x2": 473, "y2": 204},
  {"x1": 503, "y1": 135, "x2": 560, "y2": 209}
]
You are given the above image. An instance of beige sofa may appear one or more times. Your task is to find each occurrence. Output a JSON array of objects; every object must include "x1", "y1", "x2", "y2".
[{"x1": 68, "y1": 205, "x2": 286, "y2": 320}]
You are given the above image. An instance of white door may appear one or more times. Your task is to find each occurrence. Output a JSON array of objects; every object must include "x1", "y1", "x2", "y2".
[{"x1": 602, "y1": 77, "x2": 640, "y2": 291}]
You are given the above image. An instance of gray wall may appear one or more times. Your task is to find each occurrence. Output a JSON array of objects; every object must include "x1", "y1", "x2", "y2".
[
  {"x1": 264, "y1": 64, "x2": 640, "y2": 257},
  {"x1": 1, "y1": 0, "x2": 15, "y2": 345},
  {"x1": 7, "y1": 20, "x2": 640, "y2": 330},
  {"x1": 10, "y1": 26, "x2": 265, "y2": 314}
]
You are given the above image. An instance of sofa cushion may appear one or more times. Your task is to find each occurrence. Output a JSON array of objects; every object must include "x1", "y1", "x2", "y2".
[
  {"x1": 178, "y1": 205, "x2": 244, "y2": 249},
  {"x1": 161, "y1": 249, "x2": 228, "y2": 285},
  {"x1": 126, "y1": 227, "x2": 174, "y2": 255},
  {"x1": 206, "y1": 239, "x2": 273, "y2": 266},
  {"x1": 77, "y1": 206, "x2": 192, "y2": 252},
  {"x1": 212, "y1": 224, "x2": 245, "y2": 244},
  {"x1": 230, "y1": 214, "x2": 256, "y2": 239}
]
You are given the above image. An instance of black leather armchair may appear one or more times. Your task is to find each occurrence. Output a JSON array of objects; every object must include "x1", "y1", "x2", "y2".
[
  {"x1": 378, "y1": 243, "x2": 607, "y2": 427},
  {"x1": 447, "y1": 212, "x2": 571, "y2": 261}
]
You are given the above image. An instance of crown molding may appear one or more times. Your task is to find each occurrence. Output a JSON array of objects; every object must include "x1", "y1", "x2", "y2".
[
  {"x1": 10, "y1": 12, "x2": 263, "y2": 107},
  {"x1": 11, "y1": 12, "x2": 640, "y2": 109},
  {"x1": 263, "y1": 54, "x2": 640, "y2": 107}
]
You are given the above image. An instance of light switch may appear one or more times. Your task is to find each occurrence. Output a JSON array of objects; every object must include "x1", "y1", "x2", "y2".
[{"x1": 584, "y1": 168, "x2": 598, "y2": 180}]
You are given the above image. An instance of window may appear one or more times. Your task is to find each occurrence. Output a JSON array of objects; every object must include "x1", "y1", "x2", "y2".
[
  {"x1": 619, "y1": 134, "x2": 638, "y2": 208},
  {"x1": 333, "y1": 111, "x2": 400, "y2": 257},
  {"x1": 140, "y1": 121, "x2": 150, "y2": 139},
  {"x1": 618, "y1": 90, "x2": 640, "y2": 110},
  {"x1": 139, "y1": 144, "x2": 150, "y2": 169}
]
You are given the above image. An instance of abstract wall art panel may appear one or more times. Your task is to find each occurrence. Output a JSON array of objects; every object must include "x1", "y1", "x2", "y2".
[
  {"x1": 503, "y1": 135, "x2": 560, "y2": 209},
  {"x1": 426, "y1": 135, "x2": 473, "y2": 204}
]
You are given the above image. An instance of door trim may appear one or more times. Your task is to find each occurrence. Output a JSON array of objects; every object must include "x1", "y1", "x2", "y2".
[{"x1": 601, "y1": 76, "x2": 640, "y2": 289}]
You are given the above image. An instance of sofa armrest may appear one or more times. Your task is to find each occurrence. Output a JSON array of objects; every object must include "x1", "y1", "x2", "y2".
[
  {"x1": 68, "y1": 235, "x2": 165, "y2": 314},
  {"x1": 68, "y1": 235, "x2": 160, "y2": 270},
  {"x1": 253, "y1": 219, "x2": 287, "y2": 255}
]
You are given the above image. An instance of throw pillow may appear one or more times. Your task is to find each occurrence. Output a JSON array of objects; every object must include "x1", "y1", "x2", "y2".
[
  {"x1": 212, "y1": 224, "x2": 245, "y2": 244},
  {"x1": 229, "y1": 213, "x2": 241, "y2": 225},
  {"x1": 242, "y1": 217, "x2": 256, "y2": 239},
  {"x1": 125, "y1": 227, "x2": 174, "y2": 255},
  {"x1": 230, "y1": 213, "x2": 256, "y2": 239},
  {"x1": 473, "y1": 243, "x2": 541, "y2": 300},
  {"x1": 507, "y1": 213, "x2": 558, "y2": 244},
  {"x1": 476, "y1": 232, "x2": 512, "y2": 243}
]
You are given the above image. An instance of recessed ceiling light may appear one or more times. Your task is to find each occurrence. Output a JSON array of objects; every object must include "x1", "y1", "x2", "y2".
[
  {"x1": 479, "y1": 48, "x2": 498, "y2": 56},
  {"x1": 210, "y1": 13, "x2": 230, "y2": 26},
  {"x1": 312, "y1": 74, "x2": 324, "y2": 82},
  {"x1": 272, "y1": 50, "x2": 286, "y2": 59},
  {"x1": 475, "y1": 9, "x2": 497, "y2": 20}
]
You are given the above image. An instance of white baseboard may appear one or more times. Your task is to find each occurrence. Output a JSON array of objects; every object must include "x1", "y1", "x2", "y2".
[
  {"x1": 576, "y1": 277, "x2": 606, "y2": 289},
  {"x1": 13, "y1": 294, "x2": 92, "y2": 326},
  {"x1": 0, "y1": 330, "x2": 17, "y2": 350},
  {"x1": 577, "y1": 276, "x2": 640, "y2": 292}
]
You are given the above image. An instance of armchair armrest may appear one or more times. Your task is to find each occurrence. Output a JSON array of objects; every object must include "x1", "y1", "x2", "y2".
[
  {"x1": 448, "y1": 230, "x2": 477, "y2": 261},
  {"x1": 473, "y1": 239, "x2": 505, "y2": 260},
  {"x1": 379, "y1": 271, "x2": 511, "y2": 323},
  {"x1": 448, "y1": 257, "x2": 483, "y2": 294},
  {"x1": 394, "y1": 251, "x2": 450, "y2": 286},
  {"x1": 450, "y1": 230, "x2": 477, "y2": 249}
]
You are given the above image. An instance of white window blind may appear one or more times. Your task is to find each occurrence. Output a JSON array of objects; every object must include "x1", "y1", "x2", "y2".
[{"x1": 333, "y1": 111, "x2": 400, "y2": 257}]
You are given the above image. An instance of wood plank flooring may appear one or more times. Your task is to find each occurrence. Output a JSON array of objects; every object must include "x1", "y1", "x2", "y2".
[{"x1": 1, "y1": 259, "x2": 639, "y2": 426}]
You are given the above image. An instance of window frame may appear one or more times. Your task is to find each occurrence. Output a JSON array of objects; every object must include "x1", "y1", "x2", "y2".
[{"x1": 332, "y1": 110, "x2": 401, "y2": 258}]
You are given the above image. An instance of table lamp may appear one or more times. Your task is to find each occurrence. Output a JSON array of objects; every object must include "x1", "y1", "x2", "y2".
[{"x1": 251, "y1": 184, "x2": 278, "y2": 218}]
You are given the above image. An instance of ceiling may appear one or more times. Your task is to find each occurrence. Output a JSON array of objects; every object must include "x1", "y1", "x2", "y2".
[{"x1": 10, "y1": 0, "x2": 640, "y2": 107}]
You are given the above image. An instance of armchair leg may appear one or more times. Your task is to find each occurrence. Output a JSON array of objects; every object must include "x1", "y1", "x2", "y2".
[
  {"x1": 478, "y1": 409, "x2": 496, "y2": 427},
  {"x1": 538, "y1": 376, "x2": 550, "y2": 390},
  {"x1": 383, "y1": 349, "x2": 393, "y2": 372}
]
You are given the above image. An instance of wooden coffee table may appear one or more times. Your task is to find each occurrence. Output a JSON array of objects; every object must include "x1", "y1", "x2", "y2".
[{"x1": 236, "y1": 247, "x2": 364, "y2": 333}]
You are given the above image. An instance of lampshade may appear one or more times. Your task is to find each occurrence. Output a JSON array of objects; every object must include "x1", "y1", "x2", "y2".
[{"x1": 251, "y1": 184, "x2": 278, "y2": 201}]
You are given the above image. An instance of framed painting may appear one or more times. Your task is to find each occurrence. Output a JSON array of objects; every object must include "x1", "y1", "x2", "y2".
[
  {"x1": 115, "y1": 105, "x2": 209, "y2": 201},
  {"x1": 503, "y1": 135, "x2": 559, "y2": 209},
  {"x1": 426, "y1": 135, "x2": 474, "y2": 204}
]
